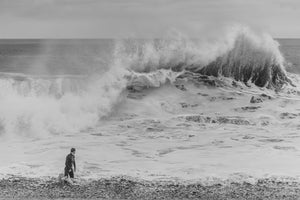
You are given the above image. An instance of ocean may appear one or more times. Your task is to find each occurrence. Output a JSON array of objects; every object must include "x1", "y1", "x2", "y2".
[
  {"x1": 1, "y1": 28, "x2": 300, "y2": 181},
  {"x1": 0, "y1": 39, "x2": 114, "y2": 75},
  {"x1": 278, "y1": 39, "x2": 300, "y2": 73},
  {"x1": 0, "y1": 38, "x2": 299, "y2": 75}
]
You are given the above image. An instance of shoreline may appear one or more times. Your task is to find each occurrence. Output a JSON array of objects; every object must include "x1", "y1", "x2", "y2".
[{"x1": 1, "y1": 175, "x2": 300, "y2": 199}]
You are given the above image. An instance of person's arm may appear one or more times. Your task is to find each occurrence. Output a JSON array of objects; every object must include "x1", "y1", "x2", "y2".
[
  {"x1": 65, "y1": 155, "x2": 68, "y2": 166},
  {"x1": 73, "y1": 158, "x2": 76, "y2": 172}
]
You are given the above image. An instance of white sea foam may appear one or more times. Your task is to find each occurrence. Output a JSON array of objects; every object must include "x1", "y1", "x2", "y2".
[{"x1": 0, "y1": 25, "x2": 293, "y2": 137}]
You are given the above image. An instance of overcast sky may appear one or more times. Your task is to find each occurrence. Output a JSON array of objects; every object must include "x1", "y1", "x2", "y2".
[{"x1": 0, "y1": 0, "x2": 299, "y2": 38}]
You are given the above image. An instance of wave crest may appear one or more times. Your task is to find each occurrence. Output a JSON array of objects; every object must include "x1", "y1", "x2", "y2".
[
  {"x1": 116, "y1": 26, "x2": 291, "y2": 89},
  {"x1": 193, "y1": 27, "x2": 290, "y2": 88}
]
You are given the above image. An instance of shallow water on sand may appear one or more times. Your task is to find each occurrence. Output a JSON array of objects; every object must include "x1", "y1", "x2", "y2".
[{"x1": 1, "y1": 81, "x2": 300, "y2": 181}]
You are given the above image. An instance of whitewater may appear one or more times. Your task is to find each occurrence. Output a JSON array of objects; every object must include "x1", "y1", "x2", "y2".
[{"x1": 1, "y1": 26, "x2": 300, "y2": 182}]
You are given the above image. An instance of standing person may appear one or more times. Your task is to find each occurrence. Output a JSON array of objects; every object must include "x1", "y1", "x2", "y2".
[{"x1": 65, "y1": 148, "x2": 76, "y2": 179}]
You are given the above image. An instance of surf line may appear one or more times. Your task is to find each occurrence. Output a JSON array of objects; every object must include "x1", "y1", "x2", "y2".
[{"x1": 218, "y1": 87, "x2": 300, "y2": 101}]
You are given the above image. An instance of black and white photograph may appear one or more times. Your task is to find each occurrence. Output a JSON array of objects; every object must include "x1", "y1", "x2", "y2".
[{"x1": 0, "y1": 0, "x2": 300, "y2": 199}]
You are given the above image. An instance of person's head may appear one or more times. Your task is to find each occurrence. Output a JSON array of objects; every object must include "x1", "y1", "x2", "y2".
[{"x1": 70, "y1": 148, "x2": 76, "y2": 155}]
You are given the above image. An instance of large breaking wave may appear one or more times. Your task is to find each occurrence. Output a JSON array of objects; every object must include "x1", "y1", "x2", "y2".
[
  {"x1": 194, "y1": 29, "x2": 290, "y2": 88},
  {"x1": 121, "y1": 26, "x2": 291, "y2": 89},
  {"x1": 0, "y1": 26, "x2": 293, "y2": 136}
]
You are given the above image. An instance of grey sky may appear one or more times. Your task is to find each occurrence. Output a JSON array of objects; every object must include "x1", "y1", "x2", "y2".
[{"x1": 0, "y1": 0, "x2": 299, "y2": 38}]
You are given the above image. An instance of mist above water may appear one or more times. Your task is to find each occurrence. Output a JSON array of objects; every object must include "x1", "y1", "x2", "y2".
[{"x1": 0, "y1": 25, "x2": 293, "y2": 137}]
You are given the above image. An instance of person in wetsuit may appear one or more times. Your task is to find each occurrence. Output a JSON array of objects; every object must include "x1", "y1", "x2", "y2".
[{"x1": 65, "y1": 148, "x2": 76, "y2": 178}]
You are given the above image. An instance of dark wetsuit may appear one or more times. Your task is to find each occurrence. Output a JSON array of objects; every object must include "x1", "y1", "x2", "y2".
[{"x1": 64, "y1": 153, "x2": 76, "y2": 178}]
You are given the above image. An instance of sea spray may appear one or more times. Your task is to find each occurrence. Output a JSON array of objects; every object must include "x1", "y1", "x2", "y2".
[
  {"x1": 0, "y1": 59, "x2": 129, "y2": 137},
  {"x1": 195, "y1": 26, "x2": 289, "y2": 88},
  {"x1": 116, "y1": 26, "x2": 290, "y2": 88},
  {"x1": 0, "y1": 25, "x2": 293, "y2": 136}
]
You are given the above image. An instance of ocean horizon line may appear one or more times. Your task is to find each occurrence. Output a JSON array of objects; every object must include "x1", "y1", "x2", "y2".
[{"x1": 0, "y1": 37, "x2": 299, "y2": 40}]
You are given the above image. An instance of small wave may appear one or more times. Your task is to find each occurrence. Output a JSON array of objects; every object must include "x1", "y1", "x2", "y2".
[{"x1": 126, "y1": 69, "x2": 180, "y2": 92}]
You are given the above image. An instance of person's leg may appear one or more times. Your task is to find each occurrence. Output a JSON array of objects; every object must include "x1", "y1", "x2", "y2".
[
  {"x1": 64, "y1": 167, "x2": 69, "y2": 177},
  {"x1": 69, "y1": 169, "x2": 74, "y2": 178}
]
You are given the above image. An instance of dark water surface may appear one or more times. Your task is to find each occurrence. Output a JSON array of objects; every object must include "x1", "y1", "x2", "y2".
[
  {"x1": 0, "y1": 39, "x2": 114, "y2": 75},
  {"x1": 278, "y1": 39, "x2": 300, "y2": 73},
  {"x1": 0, "y1": 39, "x2": 299, "y2": 75}
]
